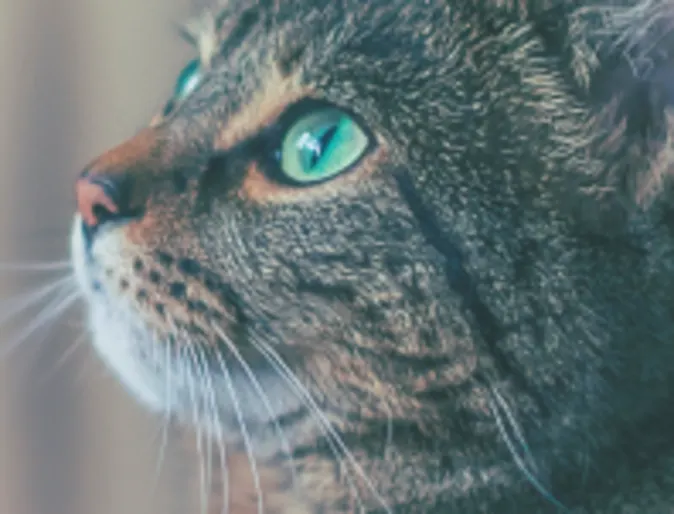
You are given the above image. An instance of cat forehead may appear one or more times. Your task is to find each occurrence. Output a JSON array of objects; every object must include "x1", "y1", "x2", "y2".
[
  {"x1": 184, "y1": 0, "x2": 670, "y2": 65},
  {"x1": 184, "y1": 0, "x2": 337, "y2": 66},
  {"x1": 184, "y1": 0, "x2": 446, "y2": 69}
]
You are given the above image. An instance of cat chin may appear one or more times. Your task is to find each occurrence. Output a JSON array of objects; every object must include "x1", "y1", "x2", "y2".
[
  {"x1": 84, "y1": 299, "x2": 305, "y2": 453},
  {"x1": 70, "y1": 215, "x2": 170, "y2": 413},
  {"x1": 87, "y1": 305, "x2": 168, "y2": 412}
]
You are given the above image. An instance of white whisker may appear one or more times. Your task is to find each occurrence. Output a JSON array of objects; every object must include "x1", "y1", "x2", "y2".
[
  {"x1": 212, "y1": 324, "x2": 297, "y2": 485},
  {"x1": 0, "y1": 286, "x2": 81, "y2": 361},
  {"x1": 37, "y1": 330, "x2": 88, "y2": 387},
  {"x1": 195, "y1": 348, "x2": 217, "y2": 514},
  {"x1": 210, "y1": 222, "x2": 369, "y2": 507},
  {"x1": 196, "y1": 350, "x2": 222, "y2": 514},
  {"x1": 252, "y1": 337, "x2": 386, "y2": 513},
  {"x1": 0, "y1": 260, "x2": 72, "y2": 272},
  {"x1": 215, "y1": 417, "x2": 230, "y2": 514},
  {"x1": 0, "y1": 275, "x2": 75, "y2": 328},
  {"x1": 488, "y1": 388, "x2": 567, "y2": 511},
  {"x1": 213, "y1": 348, "x2": 264, "y2": 514},
  {"x1": 185, "y1": 344, "x2": 209, "y2": 514},
  {"x1": 197, "y1": 349, "x2": 230, "y2": 514},
  {"x1": 490, "y1": 387, "x2": 538, "y2": 473},
  {"x1": 213, "y1": 218, "x2": 386, "y2": 509},
  {"x1": 209, "y1": 372, "x2": 230, "y2": 514},
  {"x1": 150, "y1": 338, "x2": 174, "y2": 503}
]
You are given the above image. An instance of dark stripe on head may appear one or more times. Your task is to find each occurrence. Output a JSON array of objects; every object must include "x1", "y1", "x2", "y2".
[{"x1": 392, "y1": 171, "x2": 544, "y2": 409}]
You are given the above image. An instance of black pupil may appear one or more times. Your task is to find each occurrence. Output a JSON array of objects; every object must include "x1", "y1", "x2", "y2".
[{"x1": 309, "y1": 125, "x2": 338, "y2": 168}]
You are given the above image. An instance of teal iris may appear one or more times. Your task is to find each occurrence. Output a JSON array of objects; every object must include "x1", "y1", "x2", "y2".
[
  {"x1": 280, "y1": 108, "x2": 370, "y2": 184},
  {"x1": 174, "y1": 59, "x2": 202, "y2": 101}
]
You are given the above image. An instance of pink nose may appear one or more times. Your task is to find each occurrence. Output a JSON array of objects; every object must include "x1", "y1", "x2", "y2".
[{"x1": 75, "y1": 173, "x2": 122, "y2": 230}]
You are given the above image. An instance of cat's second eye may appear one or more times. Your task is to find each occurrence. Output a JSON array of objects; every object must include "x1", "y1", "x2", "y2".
[
  {"x1": 174, "y1": 59, "x2": 202, "y2": 100},
  {"x1": 163, "y1": 59, "x2": 202, "y2": 116}
]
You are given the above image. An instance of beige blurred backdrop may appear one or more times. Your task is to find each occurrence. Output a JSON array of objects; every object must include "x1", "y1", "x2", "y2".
[{"x1": 0, "y1": 0, "x2": 206, "y2": 513}]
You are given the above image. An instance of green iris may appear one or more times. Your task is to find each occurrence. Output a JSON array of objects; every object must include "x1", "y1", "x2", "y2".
[
  {"x1": 279, "y1": 108, "x2": 370, "y2": 184},
  {"x1": 174, "y1": 59, "x2": 202, "y2": 101}
]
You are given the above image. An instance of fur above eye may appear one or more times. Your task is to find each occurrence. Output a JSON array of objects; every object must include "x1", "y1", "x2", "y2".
[{"x1": 276, "y1": 107, "x2": 371, "y2": 185}]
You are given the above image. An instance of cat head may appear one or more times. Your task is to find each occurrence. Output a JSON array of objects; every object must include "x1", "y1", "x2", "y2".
[{"x1": 71, "y1": 0, "x2": 674, "y2": 508}]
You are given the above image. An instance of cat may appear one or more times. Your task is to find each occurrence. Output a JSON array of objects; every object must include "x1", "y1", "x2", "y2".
[{"x1": 70, "y1": 0, "x2": 674, "y2": 512}]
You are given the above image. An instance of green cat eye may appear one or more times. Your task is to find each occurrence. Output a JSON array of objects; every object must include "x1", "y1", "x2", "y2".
[
  {"x1": 174, "y1": 59, "x2": 202, "y2": 100},
  {"x1": 162, "y1": 59, "x2": 203, "y2": 116},
  {"x1": 279, "y1": 108, "x2": 370, "y2": 184}
]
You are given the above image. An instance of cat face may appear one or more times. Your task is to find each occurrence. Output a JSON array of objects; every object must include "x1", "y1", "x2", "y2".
[{"x1": 71, "y1": 0, "x2": 674, "y2": 510}]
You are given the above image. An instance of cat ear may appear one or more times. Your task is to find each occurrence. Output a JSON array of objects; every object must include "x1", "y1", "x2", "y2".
[{"x1": 571, "y1": 2, "x2": 674, "y2": 215}]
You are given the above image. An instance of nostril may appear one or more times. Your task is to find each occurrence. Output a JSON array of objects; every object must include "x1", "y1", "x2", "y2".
[
  {"x1": 75, "y1": 172, "x2": 132, "y2": 235},
  {"x1": 92, "y1": 199, "x2": 118, "y2": 225},
  {"x1": 81, "y1": 202, "x2": 116, "y2": 249}
]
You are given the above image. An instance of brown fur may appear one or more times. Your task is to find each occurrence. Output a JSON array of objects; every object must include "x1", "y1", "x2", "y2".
[
  {"x1": 213, "y1": 68, "x2": 308, "y2": 151},
  {"x1": 74, "y1": 0, "x2": 674, "y2": 512}
]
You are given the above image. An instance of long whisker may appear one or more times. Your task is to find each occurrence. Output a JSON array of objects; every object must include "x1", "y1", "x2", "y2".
[
  {"x1": 212, "y1": 324, "x2": 297, "y2": 485},
  {"x1": 37, "y1": 330, "x2": 88, "y2": 387},
  {"x1": 0, "y1": 286, "x2": 81, "y2": 361},
  {"x1": 196, "y1": 349, "x2": 222, "y2": 514},
  {"x1": 487, "y1": 388, "x2": 568, "y2": 511},
  {"x1": 150, "y1": 338, "x2": 174, "y2": 503},
  {"x1": 490, "y1": 386, "x2": 538, "y2": 473},
  {"x1": 0, "y1": 260, "x2": 72, "y2": 272},
  {"x1": 217, "y1": 218, "x2": 368, "y2": 505},
  {"x1": 219, "y1": 217, "x2": 381, "y2": 510},
  {"x1": 207, "y1": 373, "x2": 230, "y2": 514},
  {"x1": 212, "y1": 348, "x2": 264, "y2": 514},
  {"x1": 0, "y1": 275, "x2": 74, "y2": 328},
  {"x1": 196, "y1": 348, "x2": 217, "y2": 514},
  {"x1": 185, "y1": 344, "x2": 209, "y2": 514},
  {"x1": 250, "y1": 339, "x2": 362, "y2": 510},
  {"x1": 252, "y1": 337, "x2": 388, "y2": 513},
  {"x1": 214, "y1": 409, "x2": 230, "y2": 514},
  {"x1": 196, "y1": 349, "x2": 230, "y2": 514}
]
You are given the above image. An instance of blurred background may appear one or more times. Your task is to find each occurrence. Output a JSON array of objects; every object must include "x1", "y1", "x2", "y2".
[{"x1": 0, "y1": 0, "x2": 205, "y2": 512}]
